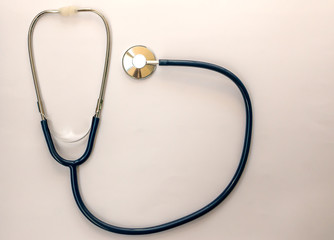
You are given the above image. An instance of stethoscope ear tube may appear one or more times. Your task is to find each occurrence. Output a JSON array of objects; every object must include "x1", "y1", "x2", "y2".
[
  {"x1": 41, "y1": 116, "x2": 100, "y2": 167},
  {"x1": 28, "y1": 8, "x2": 111, "y2": 120},
  {"x1": 68, "y1": 60, "x2": 253, "y2": 235}
]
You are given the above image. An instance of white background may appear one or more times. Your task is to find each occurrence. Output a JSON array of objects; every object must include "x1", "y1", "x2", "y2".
[{"x1": 1, "y1": 0, "x2": 334, "y2": 239}]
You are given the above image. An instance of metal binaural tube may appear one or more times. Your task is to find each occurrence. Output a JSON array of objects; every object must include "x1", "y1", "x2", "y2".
[{"x1": 28, "y1": 7, "x2": 111, "y2": 119}]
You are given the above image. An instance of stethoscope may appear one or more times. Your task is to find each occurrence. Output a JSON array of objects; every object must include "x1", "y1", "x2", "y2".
[{"x1": 28, "y1": 7, "x2": 252, "y2": 235}]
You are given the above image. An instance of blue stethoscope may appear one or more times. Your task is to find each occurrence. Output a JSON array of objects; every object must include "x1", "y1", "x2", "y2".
[{"x1": 28, "y1": 6, "x2": 252, "y2": 235}]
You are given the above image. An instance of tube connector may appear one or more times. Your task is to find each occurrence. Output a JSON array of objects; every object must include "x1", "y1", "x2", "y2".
[
  {"x1": 59, "y1": 6, "x2": 78, "y2": 16},
  {"x1": 95, "y1": 98, "x2": 103, "y2": 117}
]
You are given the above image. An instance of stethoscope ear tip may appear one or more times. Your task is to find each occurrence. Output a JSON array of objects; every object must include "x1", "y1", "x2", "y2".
[{"x1": 122, "y1": 45, "x2": 158, "y2": 79}]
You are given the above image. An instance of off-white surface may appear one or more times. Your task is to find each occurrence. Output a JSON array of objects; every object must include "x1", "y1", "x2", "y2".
[{"x1": 1, "y1": 0, "x2": 334, "y2": 239}]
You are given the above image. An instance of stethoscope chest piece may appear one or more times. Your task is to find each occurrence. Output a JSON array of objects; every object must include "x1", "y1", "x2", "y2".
[{"x1": 122, "y1": 45, "x2": 158, "y2": 79}]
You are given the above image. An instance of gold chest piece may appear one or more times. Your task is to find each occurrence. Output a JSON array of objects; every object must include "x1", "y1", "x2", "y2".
[{"x1": 122, "y1": 45, "x2": 158, "y2": 79}]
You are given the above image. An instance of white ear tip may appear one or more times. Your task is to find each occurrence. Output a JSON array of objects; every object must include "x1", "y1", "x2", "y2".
[{"x1": 59, "y1": 6, "x2": 78, "y2": 16}]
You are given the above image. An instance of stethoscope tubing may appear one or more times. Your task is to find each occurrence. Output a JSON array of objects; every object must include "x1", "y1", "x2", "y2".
[{"x1": 52, "y1": 59, "x2": 253, "y2": 235}]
